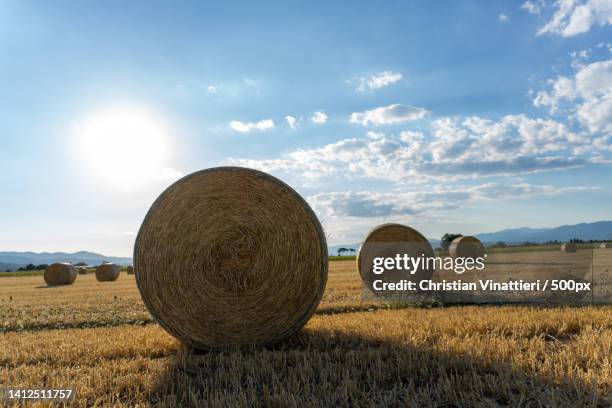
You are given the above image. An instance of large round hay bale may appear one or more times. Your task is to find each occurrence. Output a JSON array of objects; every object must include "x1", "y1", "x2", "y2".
[
  {"x1": 126, "y1": 265, "x2": 134, "y2": 274},
  {"x1": 134, "y1": 167, "x2": 328, "y2": 349},
  {"x1": 449, "y1": 236, "x2": 486, "y2": 259},
  {"x1": 77, "y1": 267, "x2": 88, "y2": 275},
  {"x1": 561, "y1": 242, "x2": 577, "y2": 253},
  {"x1": 600, "y1": 243, "x2": 611, "y2": 249},
  {"x1": 96, "y1": 263, "x2": 121, "y2": 282},
  {"x1": 357, "y1": 223, "x2": 434, "y2": 296},
  {"x1": 44, "y1": 263, "x2": 77, "y2": 286}
]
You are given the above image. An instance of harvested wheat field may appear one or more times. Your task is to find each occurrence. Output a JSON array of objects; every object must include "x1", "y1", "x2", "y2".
[{"x1": 1, "y1": 260, "x2": 611, "y2": 407}]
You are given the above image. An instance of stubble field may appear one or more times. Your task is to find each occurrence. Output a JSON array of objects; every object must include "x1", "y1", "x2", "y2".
[{"x1": 0, "y1": 260, "x2": 611, "y2": 407}]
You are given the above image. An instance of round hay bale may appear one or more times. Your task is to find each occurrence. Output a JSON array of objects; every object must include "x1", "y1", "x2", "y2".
[
  {"x1": 44, "y1": 263, "x2": 77, "y2": 286},
  {"x1": 357, "y1": 223, "x2": 434, "y2": 296},
  {"x1": 449, "y1": 236, "x2": 486, "y2": 259},
  {"x1": 126, "y1": 265, "x2": 135, "y2": 274},
  {"x1": 134, "y1": 167, "x2": 328, "y2": 349},
  {"x1": 77, "y1": 267, "x2": 88, "y2": 275},
  {"x1": 600, "y1": 243, "x2": 611, "y2": 249},
  {"x1": 561, "y1": 242, "x2": 577, "y2": 253},
  {"x1": 96, "y1": 263, "x2": 121, "y2": 282}
]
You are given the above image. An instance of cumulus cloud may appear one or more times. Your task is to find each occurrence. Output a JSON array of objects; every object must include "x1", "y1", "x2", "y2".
[
  {"x1": 207, "y1": 85, "x2": 216, "y2": 93},
  {"x1": 356, "y1": 71, "x2": 403, "y2": 92},
  {"x1": 499, "y1": 13, "x2": 509, "y2": 22},
  {"x1": 285, "y1": 115, "x2": 298, "y2": 129},
  {"x1": 229, "y1": 119, "x2": 275, "y2": 133},
  {"x1": 230, "y1": 113, "x2": 598, "y2": 183},
  {"x1": 521, "y1": 0, "x2": 545, "y2": 14},
  {"x1": 533, "y1": 58, "x2": 612, "y2": 134},
  {"x1": 308, "y1": 183, "x2": 594, "y2": 218},
  {"x1": 311, "y1": 111, "x2": 328, "y2": 124},
  {"x1": 350, "y1": 104, "x2": 429, "y2": 126},
  {"x1": 537, "y1": 0, "x2": 612, "y2": 37}
]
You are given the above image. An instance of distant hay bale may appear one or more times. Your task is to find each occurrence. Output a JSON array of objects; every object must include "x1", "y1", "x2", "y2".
[
  {"x1": 561, "y1": 242, "x2": 578, "y2": 253},
  {"x1": 449, "y1": 236, "x2": 486, "y2": 259},
  {"x1": 357, "y1": 223, "x2": 435, "y2": 295},
  {"x1": 96, "y1": 263, "x2": 121, "y2": 282},
  {"x1": 126, "y1": 266, "x2": 134, "y2": 274},
  {"x1": 44, "y1": 263, "x2": 77, "y2": 286},
  {"x1": 134, "y1": 167, "x2": 328, "y2": 349},
  {"x1": 600, "y1": 243, "x2": 612, "y2": 249},
  {"x1": 77, "y1": 267, "x2": 88, "y2": 275}
]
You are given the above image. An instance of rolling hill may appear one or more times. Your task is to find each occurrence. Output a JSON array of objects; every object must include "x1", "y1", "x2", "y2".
[{"x1": 0, "y1": 251, "x2": 132, "y2": 271}]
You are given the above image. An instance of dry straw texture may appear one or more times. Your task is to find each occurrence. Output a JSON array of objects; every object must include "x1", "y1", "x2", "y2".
[
  {"x1": 357, "y1": 223, "x2": 435, "y2": 294},
  {"x1": 126, "y1": 266, "x2": 135, "y2": 274},
  {"x1": 96, "y1": 263, "x2": 121, "y2": 282},
  {"x1": 134, "y1": 167, "x2": 328, "y2": 349},
  {"x1": 561, "y1": 243, "x2": 578, "y2": 253},
  {"x1": 77, "y1": 267, "x2": 88, "y2": 275},
  {"x1": 44, "y1": 263, "x2": 77, "y2": 286},
  {"x1": 449, "y1": 236, "x2": 486, "y2": 259},
  {"x1": 601, "y1": 243, "x2": 611, "y2": 249}
]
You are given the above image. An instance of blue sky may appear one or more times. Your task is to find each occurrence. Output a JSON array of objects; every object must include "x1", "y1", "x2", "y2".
[{"x1": 1, "y1": 0, "x2": 611, "y2": 256}]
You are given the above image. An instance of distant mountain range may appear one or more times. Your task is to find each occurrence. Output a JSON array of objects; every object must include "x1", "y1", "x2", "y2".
[
  {"x1": 475, "y1": 221, "x2": 612, "y2": 244},
  {"x1": 3, "y1": 221, "x2": 611, "y2": 268},
  {"x1": 328, "y1": 221, "x2": 612, "y2": 255},
  {"x1": 0, "y1": 251, "x2": 132, "y2": 272}
]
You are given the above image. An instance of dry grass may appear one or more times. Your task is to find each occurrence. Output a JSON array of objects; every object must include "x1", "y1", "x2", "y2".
[
  {"x1": 0, "y1": 260, "x2": 610, "y2": 406},
  {"x1": 1, "y1": 307, "x2": 610, "y2": 407},
  {"x1": 0, "y1": 262, "x2": 373, "y2": 332}
]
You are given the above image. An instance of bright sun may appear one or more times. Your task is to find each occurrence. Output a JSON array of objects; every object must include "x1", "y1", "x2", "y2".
[{"x1": 75, "y1": 108, "x2": 169, "y2": 190}]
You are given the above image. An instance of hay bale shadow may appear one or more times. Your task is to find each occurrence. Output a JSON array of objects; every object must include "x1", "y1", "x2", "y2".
[{"x1": 146, "y1": 325, "x2": 607, "y2": 407}]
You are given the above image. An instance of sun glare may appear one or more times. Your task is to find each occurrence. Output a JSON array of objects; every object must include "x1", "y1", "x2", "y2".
[{"x1": 75, "y1": 109, "x2": 169, "y2": 190}]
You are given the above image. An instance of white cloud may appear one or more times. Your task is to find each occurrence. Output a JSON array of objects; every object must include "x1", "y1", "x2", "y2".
[
  {"x1": 521, "y1": 0, "x2": 545, "y2": 14},
  {"x1": 311, "y1": 111, "x2": 328, "y2": 124},
  {"x1": 356, "y1": 71, "x2": 403, "y2": 92},
  {"x1": 308, "y1": 183, "x2": 594, "y2": 218},
  {"x1": 285, "y1": 115, "x2": 298, "y2": 129},
  {"x1": 533, "y1": 58, "x2": 612, "y2": 134},
  {"x1": 499, "y1": 13, "x2": 509, "y2": 22},
  {"x1": 350, "y1": 104, "x2": 429, "y2": 126},
  {"x1": 230, "y1": 113, "x2": 598, "y2": 183},
  {"x1": 229, "y1": 119, "x2": 275, "y2": 133},
  {"x1": 533, "y1": 76, "x2": 577, "y2": 112},
  {"x1": 207, "y1": 85, "x2": 216, "y2": 93},
  {"x1": 537, "y1": 0, "x2": 612, "y2": 37}
]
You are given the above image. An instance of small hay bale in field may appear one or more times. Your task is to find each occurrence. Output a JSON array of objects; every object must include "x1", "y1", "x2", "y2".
[
  {"x1": 600, "y1": 243, "x2": 611, "y2": 249},
  {"x1": 77, "y1": 267, "x2": 88, "y2": 275},
  {"x1": 44, "y1": 263, "x2": 77, "y2": 286},
  {"x1": 449, "y1": 236, "x2": 486, "y2": 259},
  {"x1": 357, "y1": 223, "x2": 435, "y2": 295},
  {"x1": 134, "y1": 166, "x2": 328, "y2": 349},
  {"x1": 126, "y1": 265, "x2": 134, "y2": 274},
  {"x1": 561, "y1": 242, "x2": 577, "y2": 253},
  {"x1": 96, "y1": 263, "x2": 121, "y2": 282}
]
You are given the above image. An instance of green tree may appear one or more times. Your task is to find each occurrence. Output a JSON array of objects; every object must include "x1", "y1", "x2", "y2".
[{"x1": 441, "y1": 233, "x2": 463, "y2": 250}]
